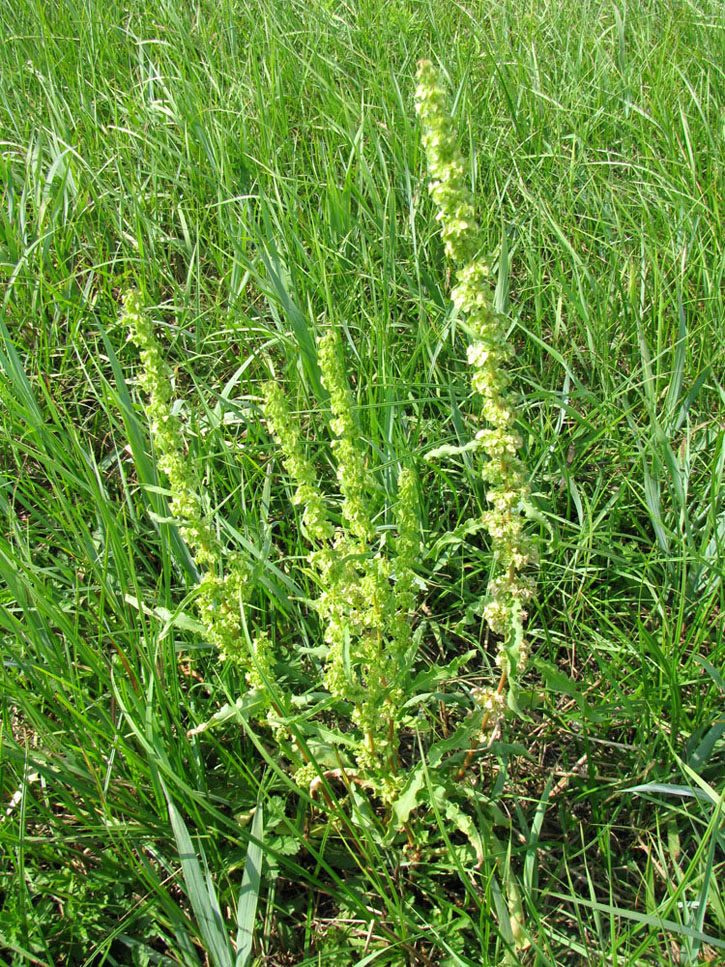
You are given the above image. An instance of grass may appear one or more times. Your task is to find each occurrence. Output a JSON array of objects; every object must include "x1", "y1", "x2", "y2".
[{"x1": 1, "y1": 0, "x2": 724, "y2": 963}]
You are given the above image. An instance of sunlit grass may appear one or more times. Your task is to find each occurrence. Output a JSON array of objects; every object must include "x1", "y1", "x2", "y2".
[{"x1": 1, "y1": 0, "x2": 724, "y2": 964}]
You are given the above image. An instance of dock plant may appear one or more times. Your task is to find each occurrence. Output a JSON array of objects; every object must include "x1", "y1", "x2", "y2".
[
  {"x1": 117, "y1": 55, "x2": 543, "y2": 961},
  {"x1": 124, "y1": 294, "x2": 422, "y2": 801},
  {"x1": 122, "y1": 291, "x2": 259, "y2": 679},
  {"x1": 264, "y1": 333, "x2": 419, "y2": 795},
  {"x1": 415, "y1": 60, "x2": 538, "y2": 740},
  {"x1": 122, "y1": 64, "x2": 538, "y2": 806}
]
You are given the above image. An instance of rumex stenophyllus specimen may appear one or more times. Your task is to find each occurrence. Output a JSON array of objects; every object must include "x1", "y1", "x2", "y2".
[
  {"x1": 123, "y1": 291, "x2": 420, "y2": 801},
  {"x1": 122, "y1": 292, "x2": 266, "y2": 686},
  {"x1": 264, "y1": 327, "x2": 419, "y2": 794},
  {"x1": 121, "y1": 57, "x2": 537, "y2": 803},
  {"x1": 415, "y1": 60, "x2": 538, "y2": 723}
]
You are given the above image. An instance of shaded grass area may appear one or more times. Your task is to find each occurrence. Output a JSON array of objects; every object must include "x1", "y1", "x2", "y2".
[{"x1": 1, "y1": 0, "x2": 724, "y2": 963}]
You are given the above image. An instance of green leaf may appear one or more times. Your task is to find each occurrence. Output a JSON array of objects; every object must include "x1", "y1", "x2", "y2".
[
  {"x1": 547, "y1": 892, "x2": 725, "y2": 951},
  {"x1": 442, "y1": 797, "x2": 484, "y2": 867},
  {"x1": 235, "y1": 803, "x2": 264, "y2": 967},
  {"x1": 694, "y1": 656, "x2": 725, "y2": 693},
  {"x1": 125, "y1": 594, "x2": 206, "y2": 635},
  {"x1": 537, "y1": 660, "x2": 595, "y2": 719},
  {"x1": 186, "y1": 693, "x2": 268, "y2": 737},
  {"x1": 687, "y1": 719, "x2": 725, "y2": 772},
  {"x1": 423, "y1": 439, "x2": 483, "y2": 461},
  {"x1": 404, "y1": 650, "x2": 477, "y2": 703},
  {"x1": 427, "y1": 718, "x2": 481, "y2": 768},
  {"x1": 643, "y1": 465, "x2": 670, "y2": 557},
  {"x1": 163, "y1": 784, "x2": 234, "y2": 967},
  {"x1": 625, "y1": 782, "x2": 716, "y2": 806},
  {"x1": 427, "y1": 518, "x2": 489, "y2": 561},
  {"x1": 391, "y1": 764, "x2": 426, "y2": 828}
]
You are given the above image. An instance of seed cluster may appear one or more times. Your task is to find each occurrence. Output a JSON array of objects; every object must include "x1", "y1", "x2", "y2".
[
  {"x1": 415, "y1": 61, "x2": 536, "y2": 688},
  {"x1": 264, "y1": 329, "x2": 418, "y2": 791},
  {"x1": 123, "y1": 292, "x2": 255, "y2": 671}
]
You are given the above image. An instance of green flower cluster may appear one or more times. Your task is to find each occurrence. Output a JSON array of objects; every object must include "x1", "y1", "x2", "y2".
[
  {"x1": 122, "y1": 292, "x2": 254, "y2": 671},
  {"x1": 415, "y1": 61, "x2": 537, "y2": 688},
  {"x1": 318, "y1": 328, "x2": 375, "y2": 547},
  {"x1": 264, "y1": 329, "x2": 419, "y2": 785},
  {"x1": 122, "y1": 291, "x2": 219, "y2": 568},
  {"x1": 263, "y1": 381, "x2": 333, "y2": 544}
]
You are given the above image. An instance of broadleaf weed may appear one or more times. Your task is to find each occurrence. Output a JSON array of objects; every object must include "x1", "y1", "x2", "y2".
[
  {"x1": 122, "y1": 62, "x2": 538, "y2": 860},
  {"x1": 415, "y1": 60, "x2": 538, "y2": 725}
]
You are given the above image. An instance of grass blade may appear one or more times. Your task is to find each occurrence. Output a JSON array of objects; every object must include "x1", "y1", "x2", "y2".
[
  {"x1": 235, "y1": 802, "x2": 264, "y2": 967},
  {"x1": 163, "y1": 783, "x2": 234, "y2": 967}
]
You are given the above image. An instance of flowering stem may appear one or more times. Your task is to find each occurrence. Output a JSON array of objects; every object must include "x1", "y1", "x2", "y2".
[
  {"x1": 122, "y1": 291, "x2": 252, "y2": 670},
  {"x1": 415, "y1": 60, "x2": 537, "y2": 721},
  {"x1": 456, "y1": 669, "x2": 508, "y2": 780}
]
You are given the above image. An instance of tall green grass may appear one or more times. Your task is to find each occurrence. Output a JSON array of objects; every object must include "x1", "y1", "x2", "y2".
[{"x1": 1, "y1": 0, "x2": 724, "y2": 964}]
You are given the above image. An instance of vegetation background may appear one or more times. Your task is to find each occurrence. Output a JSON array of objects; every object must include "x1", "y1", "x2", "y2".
[{"x1": 1, "y1": 0, "x2": 724, "y2": 964}]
